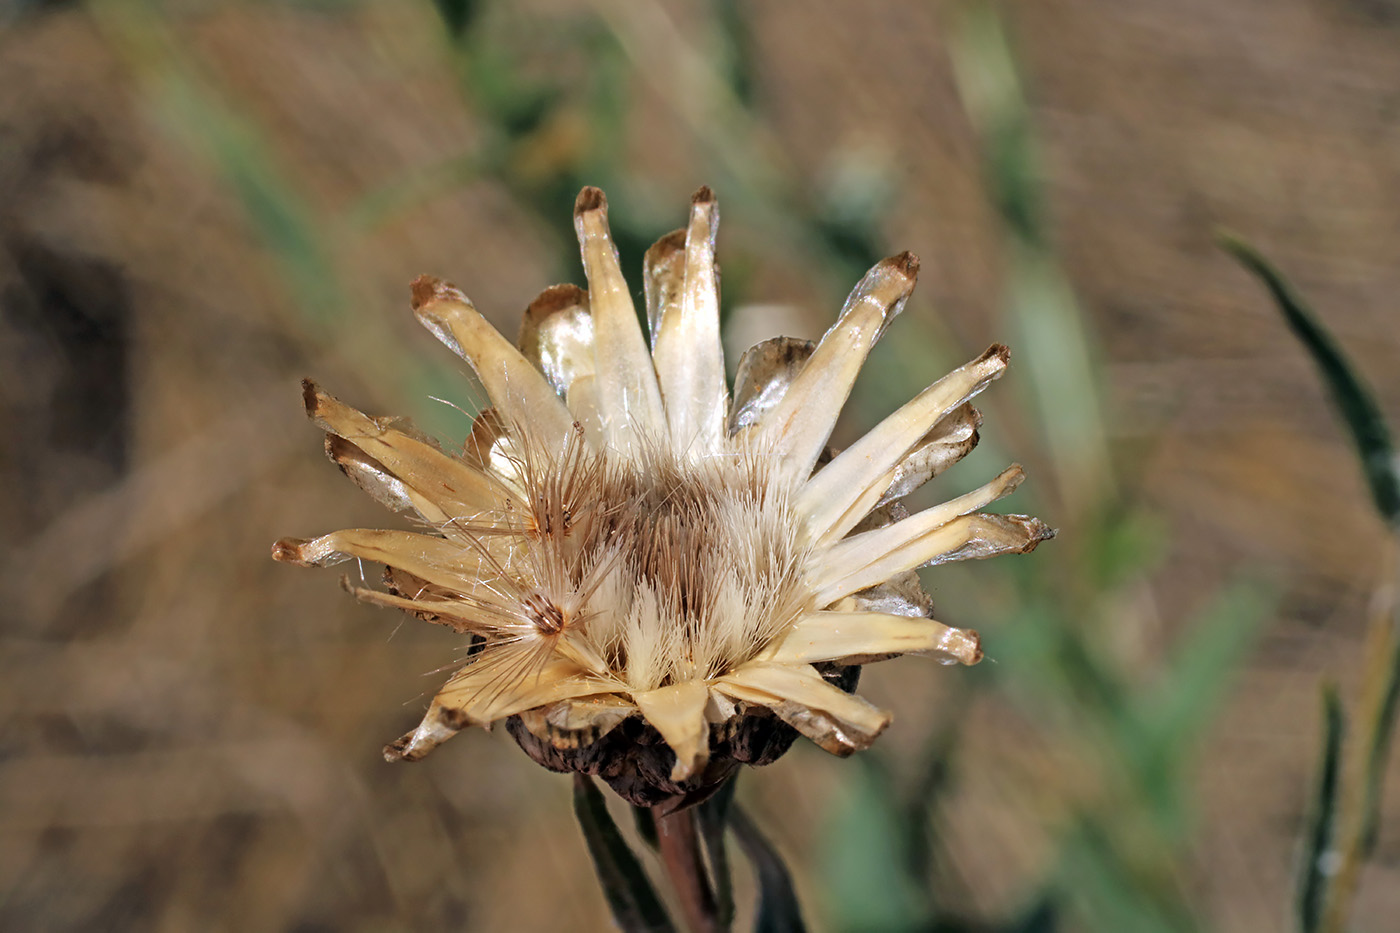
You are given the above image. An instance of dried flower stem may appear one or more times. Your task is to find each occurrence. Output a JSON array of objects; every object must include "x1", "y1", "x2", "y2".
[{"x1": 653, "y1": 805, "x2": 724, "y2": 933}]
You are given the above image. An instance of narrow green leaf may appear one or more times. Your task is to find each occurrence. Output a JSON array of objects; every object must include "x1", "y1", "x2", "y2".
[
  {"x1": 152, "y1": 79, "x2": 343, "y2": 328},
  {"x1": 1128, "y1": 583, "x2": 1268, "y2": 839},
  {"x1": 731, "y1": 805, "x2": 807, "y2": 933},
  {"x1": 950, "y1": 1, "x2": 1114, "y2": 507},
  {"x1": 697, "y1": 776, "x2": 739, "y2": 927},
  {"x1": 1297, "y1": 686, "x2": 1345, "y2": 933},
  {"x1": 1359, "y1": 602, "x2": 1400, "y2": 854},
  {"x1": 1137, "y1": 583, "x2": 1269, "y2": 758},
  {"x1": 572, "y1": 774, "x2": 676, "y2": 933},
  {"x1": 1085, "y1": 507, "x2": 1167, "y2": 591},
  {"x1": 1219, "y1": 233, "x2": 1400, "y2": 525}
]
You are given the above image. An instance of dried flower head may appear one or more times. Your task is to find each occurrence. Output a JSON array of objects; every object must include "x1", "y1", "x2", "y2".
[{"x1": 273, "y1": 186, "x2": 1051, "y2": 807}]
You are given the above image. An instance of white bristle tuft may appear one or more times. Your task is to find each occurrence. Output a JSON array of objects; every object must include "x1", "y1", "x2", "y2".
[{"x1": 379, "y1": 413, "x2": 816, "y2": 704}]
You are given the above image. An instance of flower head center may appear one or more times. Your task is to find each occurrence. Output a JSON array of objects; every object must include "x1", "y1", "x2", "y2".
[{"x1": 512, "y1": 435, "x2": 812, "y2": 691}]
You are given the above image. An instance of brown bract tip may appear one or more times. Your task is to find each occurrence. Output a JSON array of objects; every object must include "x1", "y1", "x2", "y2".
[
  {"x1": 647, "y1": 229, "x2": 687, "y2": 263},
  {"x1": 981, "y1": 343, "x2": 1011, "y2": 366},
  {"x1": 963, "y1": 630, "x2": 985, "y2": 665},
  {"x1": 574, "y1": 186, "x2": 607, "y2": 216},
  {"x1": 526, "y1": 283, "x2": 588, "y2": 322},
  {"x1": 888, "y1": 250, "x2": 920, "y2": 278},
  {"x1": 271, "y1": 537, "x2": 310, "y2": 565},
  {"x1": 300, "y1": 378, "x2": 322, "y2": 417},
  {"x1": 410, "y1": 275, "x2": 440, "y2": 311},
  {"x1": 1019, "y1": 518, "x2": 1057, "y2": 551},
  {"x1": 691, "y1": 184, "x2": 715, "y2": 205},
  {"x1": 410, "y1": 275, "x2": 468, "y2": 312}
]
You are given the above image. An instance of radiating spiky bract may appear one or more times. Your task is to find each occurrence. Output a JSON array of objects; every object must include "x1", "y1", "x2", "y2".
[{"x1": 273, "y1": 186, "x2": 1052, "y2": 807}]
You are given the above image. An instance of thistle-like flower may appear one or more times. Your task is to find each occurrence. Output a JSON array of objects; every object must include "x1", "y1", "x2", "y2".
[{"x1": 273, "y1": 187, "x2": 1051, "y2": 807}]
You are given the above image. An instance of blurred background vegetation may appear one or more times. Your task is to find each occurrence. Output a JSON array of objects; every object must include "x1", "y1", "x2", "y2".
[{"x1": 3, "y1": 0, "x2": 1400, "y2": 930}]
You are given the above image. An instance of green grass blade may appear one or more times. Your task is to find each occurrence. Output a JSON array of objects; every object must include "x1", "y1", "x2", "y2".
[
  {"x1": 1134, "y1": 584, "x2": 1269, "y2": 798},
  {"x1": 1297, "y1": 686, "x2": 1345, "y2": 933},
  {"x1": 949, "y1": 1, "x2": 1114, "y2": 511},
  {"x1": 731, "y1": 805, "x2": 807, "y2": 933},
  {"x1": 1219, "y1": 233, "x2": 1400, "y2": 525},
  {"x1": 1359, "y1": 594, "x2": 1400, "y2": 854},
  {"x1": 572, "y1": 775, "x2": 676, "y2": 933},
  {"x1": 149, "y1": 77, "x2": 345, "y2": 330}
]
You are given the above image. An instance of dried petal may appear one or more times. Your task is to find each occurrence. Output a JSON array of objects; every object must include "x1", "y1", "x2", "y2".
[
  {"x1": 643, "y1": 229, "x2": 686, "y2": 342},
  {"x1": 878, "y1": 403, "x2": 982, "y2": 506},
  {"x1": 798, "y1": 345, "x2": 1009, "y2": 543},
  {"x1": 752, "y1": 253, "x2": 919, "y2": 483},
  {"x1": 763, "y1": 611, "x2": 982, "y2": 666},
  {"x1": 849, "y1": 569, "x2": 934, "y2": 619},
  {"x1": 272, "y1": 529, "x2": 479, "y2": 586},
  {"x1": 411, "y1": 275, "x2": 575, "y2": 449},
  {"x1": 517, "y1": 694, "x2": 637, "y2": 748},
  {"x1": 517, "y1": 284, "x2": 595, "y2": 397},
  {"x1": 715, "y1": 663, "x2": 891, "y2": 756},
  {"x1": 325, "y1": 435, "x2": 440, "y2": 520},
  {"x1": 815, "y1": 506, "x2": 1053, "y2": 606},
  {"x1": 728, "y1": 336, "x2": 814, "y2": 435},
  {"x1": 651, "y1": 187, "x2": 728, "y2": 455},
  {"x1": 633, "y1": 681, "x2": 711, "y2": 781},
  {"x1": 305, "y1": 381, "x2": 509, "y2": 519},
  {"x1": 573, "y1": 187, "x2": 667, "y2": 454},
  {"x1": 388, "y1": 659, "x2": 614, "y2": 761}
]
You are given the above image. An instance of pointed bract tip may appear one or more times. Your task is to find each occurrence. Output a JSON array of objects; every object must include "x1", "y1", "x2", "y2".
[
  {"x1": 888, "y1": 250, "x2": 920, "y2": 277},
  {"x1": 691, "y1": 184, "x2": 715, "y2": 205},
  {"x1": 1020, "y1": 518, "x2": 1057, "y2": 551},
  {"x1": 574, "y1": 186, "x2": 607, "y2": 216}
]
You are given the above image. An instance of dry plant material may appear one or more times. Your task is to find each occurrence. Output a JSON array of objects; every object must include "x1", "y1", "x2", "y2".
[{"x1": 273, "y1": 187, "x2": 1051, "y2": 807}]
